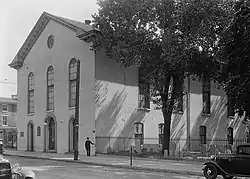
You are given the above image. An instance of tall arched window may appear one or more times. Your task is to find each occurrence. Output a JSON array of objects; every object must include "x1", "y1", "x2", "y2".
[
  {"x1": 28, "y1": 72, "x2": 35, "y2": 113},
  {"x1": 47, "y1": 66, "x2": 54, "y2": 111},
  {"x1": 69, "y1": 59, "x2": 77, "y2": 107}
]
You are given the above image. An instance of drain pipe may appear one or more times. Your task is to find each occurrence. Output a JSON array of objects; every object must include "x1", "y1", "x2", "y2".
[{"x1": 186, "y1": 76, "x2": 191, "y2": 151}]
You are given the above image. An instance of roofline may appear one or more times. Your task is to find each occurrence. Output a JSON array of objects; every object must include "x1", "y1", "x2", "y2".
[{"x1": 8, "y1": 11, "x2": 91, "y2": 70}]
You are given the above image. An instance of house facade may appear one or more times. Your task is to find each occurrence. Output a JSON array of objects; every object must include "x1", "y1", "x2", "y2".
[
  {"x1": 0, "y1": 96, "x2": 17, "y2": 147},
  {"x1": 9, "y1": 12, "x2": 248, "y2": 155}
]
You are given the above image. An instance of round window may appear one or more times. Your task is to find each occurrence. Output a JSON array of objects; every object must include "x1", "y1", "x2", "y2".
[{"x1": 47, "y1": 35, "x2": 55, "y2": 49}]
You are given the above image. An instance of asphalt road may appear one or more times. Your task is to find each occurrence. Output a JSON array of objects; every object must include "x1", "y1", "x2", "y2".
[{"x1": 6, "y1": 156, "x2": 206, "y2": 179}]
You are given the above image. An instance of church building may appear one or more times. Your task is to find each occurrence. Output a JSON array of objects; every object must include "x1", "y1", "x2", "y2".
[{"x1": 9, "y1": 12, "x2": 248, "y2": 155}]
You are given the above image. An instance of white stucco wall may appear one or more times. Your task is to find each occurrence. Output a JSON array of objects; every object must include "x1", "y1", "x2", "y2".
[
  {"x1": 95, "y1": 48, "x2": 139, "y2": 152},
  {"x1": 95, "y1": 68, "x2": 247, "y2": 153},
  {"x1": 16, "y1": 19, "x2": 95, "y2": 155},
  {"x1": 94, "y1": 50, "x2": 189, "y2": 153},
  {"x1": 15, "y1": 17, "x2": 248, "y2": 155}
]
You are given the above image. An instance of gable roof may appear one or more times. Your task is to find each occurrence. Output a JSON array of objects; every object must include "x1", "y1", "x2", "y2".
[{"x1": 8, "y1": 11, "x2": 97, "y2": 70}]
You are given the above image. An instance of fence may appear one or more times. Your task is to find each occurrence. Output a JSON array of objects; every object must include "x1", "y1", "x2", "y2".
[{"x1": 95, "y1": 136, "x2": 249, "y2": 158}]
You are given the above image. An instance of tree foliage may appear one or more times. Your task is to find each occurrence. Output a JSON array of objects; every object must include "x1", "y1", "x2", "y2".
[
  {"x1": 93, "y1": 0, "x2": 234, "y2": 153},
  {"x1": 218, "y1": 0, "x2": 250, "y2": 120}
]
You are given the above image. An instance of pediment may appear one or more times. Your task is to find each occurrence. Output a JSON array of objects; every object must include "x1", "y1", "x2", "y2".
[{"x1": 9, "y1": 11, "x2": 97, "y2": 70}]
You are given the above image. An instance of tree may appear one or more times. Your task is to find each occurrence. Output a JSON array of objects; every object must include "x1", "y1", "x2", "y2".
[
  {"x1": 92, "y1": 0, "x2": 234, "y2": 154},
  {"x1": 218, "y1": 0, "x2": 250, "y2": 122}
]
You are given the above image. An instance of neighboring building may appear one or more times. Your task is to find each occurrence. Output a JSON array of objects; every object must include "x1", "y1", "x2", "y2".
[
  {"x1": 0, "y1": 96, "x2": 17, "y2": 147},
  {"x1": 9, "y1": 12, "x2": 247, "y2": 155}
]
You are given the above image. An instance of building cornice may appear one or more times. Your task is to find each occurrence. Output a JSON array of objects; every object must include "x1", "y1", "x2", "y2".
[{"x1": 77, "y1": 29, "x2": 102, "y2": 52}]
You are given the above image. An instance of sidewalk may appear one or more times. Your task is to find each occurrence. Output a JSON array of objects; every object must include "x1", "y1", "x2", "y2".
[{"x1": 3, "y1": 150, "x2": 204, "y2": 176}]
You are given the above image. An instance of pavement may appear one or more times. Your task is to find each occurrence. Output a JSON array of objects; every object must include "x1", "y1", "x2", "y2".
[
  {"x1": 3, "y1": 149, "x2": 205, "y2": 177},
  {"x1": 6, "y1": 155, "x2": 205, "y2": 179}
]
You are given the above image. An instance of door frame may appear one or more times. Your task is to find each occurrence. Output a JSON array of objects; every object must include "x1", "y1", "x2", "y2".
[
  {"x1": 27, "y1": 121, "x2": 34, "y2": 151},
  {"x1": 68, "y1": 117, "x2": 76, "y2": 153},
  {"x1": 44, "y1": 115, "x2": 57, "y2": 152}
]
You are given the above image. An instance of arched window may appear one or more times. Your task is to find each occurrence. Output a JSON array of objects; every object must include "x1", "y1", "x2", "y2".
[
  {"x1": 202, "y1": 75, "x2": 211, "y2": 114},
  {"x1": 28, "y1": 72, "x2": 35, "y2": 113},
  {"x1": 138, "y1": 68, "x2": 150, "y2": 109},
  {"x1": 47, "y1": 66, "x2": 54, "y2": 111},
  {"x1": 134, "y1": 122, "x2": 144, "y2": 145},
  {"x1": 158, "y1": 123, "x2": 164, "y2": 145},
  {"x1": 69, "y1": 59, "x2": 77, "y2": 107}
]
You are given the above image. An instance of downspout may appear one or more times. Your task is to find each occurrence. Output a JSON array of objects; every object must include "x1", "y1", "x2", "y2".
[{"x1": 186, "y1": 76, "x2": 191, "y2": 151}]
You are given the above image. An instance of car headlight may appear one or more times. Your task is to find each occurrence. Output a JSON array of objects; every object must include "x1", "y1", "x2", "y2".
[{"x1": 210, "y1": 155, "x2": 216, "y2": 161}]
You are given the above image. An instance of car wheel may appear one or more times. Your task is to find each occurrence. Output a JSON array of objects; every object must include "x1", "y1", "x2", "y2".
[{"x1": 203, "y1": 164, "x2": 218, "y2": 179}]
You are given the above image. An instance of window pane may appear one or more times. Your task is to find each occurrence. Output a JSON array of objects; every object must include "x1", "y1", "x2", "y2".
[
  {"x1": 47, "y1": 67, "x2": 54, "y2": 85},
  {"x1": 203, "y1": 92, "x2": 210, "y2": 114},
  {"x1": 202, "y1": 76, "x2": 210, "y2": 114},
  {"x1": 138, "y1": 82, "x2": 150, "y2": 108},
  {"x1": 159, "y1": 124, "x2": 164, "y2": 134},
  {"x1": 2, "y1": 116, "x2": 7, "y2": 125},
  {"x1": 228, "y1": 95, "x2": 235, "y2": 116},
  {"x1": 203, "y1": 77, "x2": 210, "y2": 92},
  {"x1": 28, "y1": 73, "x2": 35, "y2": 90},
  {"x1": 139, "y1": 94, "x2": 145, "y2": 108},
  {"x1": 134, "y1": 123, "x2": 143, "y2": 134},
  {"x1": 2, "y1": 104, "x2": 8, "y2": 112},
  {"x1": 69, "y1": 80, "x2": 76, "y2": 107},
  {"x1": 28, "y1": 90, "x2": 34, "y2": 113},
  {"x1": 69, "y1": 59, "x2": 77, "y2": 80},
  {"x1": 47, "y1": 85, "x2": 54, "y2": 110}
]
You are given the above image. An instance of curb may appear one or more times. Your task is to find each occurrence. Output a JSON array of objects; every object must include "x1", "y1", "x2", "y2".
[{"x1": 3, "y1": 153, "x2": 203, "y2": 177}]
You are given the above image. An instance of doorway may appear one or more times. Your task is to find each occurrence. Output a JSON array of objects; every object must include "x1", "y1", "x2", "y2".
[
  {"x1": 69, "y1": 117, "x2": 76, "y2": 152},
  {"x1": 44, "y1": 117, "x2": 56, "y2": 152},
  {"x1": 27, "y1": 122, "x2": 34, "y2": 151}
]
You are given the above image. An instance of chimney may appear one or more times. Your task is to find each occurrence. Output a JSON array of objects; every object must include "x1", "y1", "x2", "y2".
[{"x1": 85, "y1": 20, "x2": 91, "y2": 25}]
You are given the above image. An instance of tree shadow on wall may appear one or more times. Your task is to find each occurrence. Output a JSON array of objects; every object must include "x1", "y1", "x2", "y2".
[
  {"x1": 189, "y1": 96, "x2": 227, "y2": 151},
  {"x1": 111, "y1": 109, "x2": 147, "y2": 151},
  {"x1": 171, "y1": 114, "x2": 185, "y2": 138},
  {"x1": 95, "y1": 89, "x2": 127, "y2": 152},
  {"x1": 95, "y1": 80, "x2": 108, "y2": 107}
]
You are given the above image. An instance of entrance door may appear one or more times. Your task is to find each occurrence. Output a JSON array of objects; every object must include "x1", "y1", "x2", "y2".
[
  {"x1": 48, "y1": 119, "x2": 55, "y2": 150},
  {"x1": 27, "y1": 122, "x2": 34, "y2": 151}
]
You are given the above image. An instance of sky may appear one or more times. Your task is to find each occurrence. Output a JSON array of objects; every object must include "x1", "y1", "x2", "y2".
[{"x1": 0, "y1": 0, "x2": 99, "y2": 98}]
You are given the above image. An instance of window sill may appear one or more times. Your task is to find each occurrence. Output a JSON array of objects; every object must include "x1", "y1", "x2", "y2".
[
  {"x1": 1, "y1": 111, "x2": 8, "y2": 113},
  {"x1": 46, "y1": 110, "x2": 54, "y2": 113},
  {"x1": 202, "y1": 113, "x2": 211, "y2": 117},
  {"x1": 27, "y1": 113, "x2": 35, "y2": 116},
  {"x1": 68, "y1": 107, "x2": 75, "y2": 110},
  {"x1": 138, "y1": 108, "x2": 150, "y2": 112}
]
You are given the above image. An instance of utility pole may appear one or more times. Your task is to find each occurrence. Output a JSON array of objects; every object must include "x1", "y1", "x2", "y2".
[{"x1": 74, "y1": 60, "x2": 80, "y2": 160}]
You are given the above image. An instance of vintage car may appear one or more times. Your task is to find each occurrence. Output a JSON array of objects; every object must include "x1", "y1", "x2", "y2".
[
  {"x1": 0, "y1": 156, "x2": 35, "y2": 179},
  {"x1": 203, "y1": 144, "x2": 250, "y2": 179}
]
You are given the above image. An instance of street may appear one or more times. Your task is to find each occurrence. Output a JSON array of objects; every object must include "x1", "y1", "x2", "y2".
[{"x1": 6, "y1": 156, "x2": 205, "y2": 179}]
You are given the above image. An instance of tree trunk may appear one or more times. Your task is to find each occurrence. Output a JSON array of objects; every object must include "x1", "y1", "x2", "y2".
[{"x1": 161, "y1": 75, "x2": 178, "y2": 156}]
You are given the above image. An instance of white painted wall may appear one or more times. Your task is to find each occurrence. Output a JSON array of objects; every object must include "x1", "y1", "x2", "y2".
[{"x1": 16, "y1": 19, "x2": 95, "y2": 155}]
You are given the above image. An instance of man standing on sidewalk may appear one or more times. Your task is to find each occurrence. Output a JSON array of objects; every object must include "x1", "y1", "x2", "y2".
[{"x1": 85, "y1": 137, "x2": 94, "y2": 156}]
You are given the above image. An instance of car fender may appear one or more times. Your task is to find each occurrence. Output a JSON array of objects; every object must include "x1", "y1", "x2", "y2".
[
  {"x1": 203, "y1": 161, "x2": 230, "y2": 175},
  {"x1": 19, "y1": 168, "x2": 35, "y2": 178}
]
